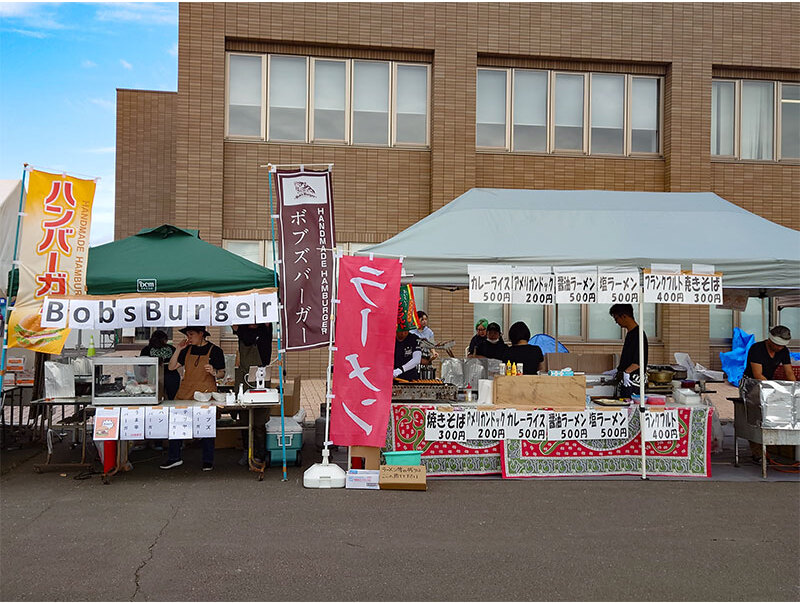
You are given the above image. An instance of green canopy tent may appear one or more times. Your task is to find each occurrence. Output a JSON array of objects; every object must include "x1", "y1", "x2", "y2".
[{"x1": 8, "y1": 224, "x2": 277, "y2": 297}]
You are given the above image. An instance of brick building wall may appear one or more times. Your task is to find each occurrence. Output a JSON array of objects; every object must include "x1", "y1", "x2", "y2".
[{"x1": 116, "y1": 2, "x2": 800, "y2": 377}]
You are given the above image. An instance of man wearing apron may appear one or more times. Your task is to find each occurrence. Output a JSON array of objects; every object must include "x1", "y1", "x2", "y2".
[
  {"x1": 161, "y1": 326, "x2": 226, "y2": 471},
  {"x1": 609, "y1": 304, "x2": 649, "y2": 399}
]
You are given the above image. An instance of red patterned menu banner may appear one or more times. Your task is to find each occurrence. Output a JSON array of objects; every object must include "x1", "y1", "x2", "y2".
[
  {"x1": 275, "y1": 168, "x2": 336, "y2": 350},
  {"x1": 330, "y1": 255, "x2": 401, "y2": 447}
]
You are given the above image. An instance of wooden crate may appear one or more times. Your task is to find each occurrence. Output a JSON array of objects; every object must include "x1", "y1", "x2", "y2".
[{"x1": 493, "y1": 375, "x2": 586, "y2": 411}]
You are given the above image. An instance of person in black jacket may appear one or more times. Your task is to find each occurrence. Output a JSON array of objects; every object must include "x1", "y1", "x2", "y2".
[
  {"x1": 504, "y1": 322, "x2": 543, "y2": 374},
  {"x1": 609, "y1": 304, "x2": 648, "y2": 398},
  {"x1": 140, "y1": 330, "x2": 179, "y2": 400},
  {"x1": 474, "y1": 322, "x2": 507, "y2": 360}
]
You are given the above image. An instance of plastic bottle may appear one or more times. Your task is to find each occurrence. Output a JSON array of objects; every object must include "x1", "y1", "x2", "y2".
[
  {"x1": 466, "y1": 383, "x2": 473, "y2": 402},
  {"x1": 87, "y1": 335, "x2": 96, "y2": 357},
  {"x1": 506, "y1": 360, "x2": 512, "y2": 375},
  {"x1": 511, "y1": 362, "x2": 517, "y2": 376}
]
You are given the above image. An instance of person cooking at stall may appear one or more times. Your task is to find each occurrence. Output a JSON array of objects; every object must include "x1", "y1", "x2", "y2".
[
  {"x1": 743, "y1": 325, "x2": 795, "y2": 464},
  {"x1": 504, "y1": 321, "x2": 544, "y2": 375},
  {"x1": 467, "y1": 318, "x2": 489, "y2": 356},
  {"x1": 394, "y1": 326, "x2": 422, "y2": 380},
  {"x1": 473, "y1": 322, "x2": 507, "y2": 360},
  {"x1": 609, "y1": 304, "x2": 648, "y2": 398},
  {"x1": 160, "y1": 326, "x2": 225, "y2": 471},
  {"x1": 743, "y1": 325, "x2": 795, "y2": 382},
  {"x1": 411, "y1": 310, "x2": 439, "y2": 366}
]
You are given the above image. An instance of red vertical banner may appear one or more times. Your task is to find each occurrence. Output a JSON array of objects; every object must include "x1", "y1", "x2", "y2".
[
  {"x1": 330, "y1": 255, "x2": 401, "y2": 447},
  {"x1": 275, "y1": 168, "x2": 336, "y2": 351}
]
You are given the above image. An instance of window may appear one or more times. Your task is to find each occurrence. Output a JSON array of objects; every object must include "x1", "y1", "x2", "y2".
[
  {"x1": 477, "y1": 68, "x2": 662, "y2": 156},
  {"x1": 590, "y1": 74, "x2": 624, "y2": 154},
  {"x1": 226, "y1": 52, "x2": 430, "y2": 148},
  {"x1": 476, "y1": 69, "x2": 507, "y2": 148},
  {"x1": 353, "y1": 61, "x2": 390, "y2": 145},
  {"x1": 711, "y1": 79, "x2": 799, "y2": 161},
  {"x1": 395, "y1": 64, "x2": 429, "y2": 145},
  {"x1": 512, "y1": 69, "x2": 548, "y2": 151},
  {"x1": 312, "y1": 59, "x2": 347, "y2": 141},
  {"x1": 709, "y1": 298, "x2": 769, "y2": 342},
  {"x1": 780, "y1": 84, "x2": 800, "y2": 159},
  {"x1": 268, "y1": 55, "x2": 307, "y2": 141},
  {"x1": 227, "y1": 54, "x2": 263, "y2": 137}
]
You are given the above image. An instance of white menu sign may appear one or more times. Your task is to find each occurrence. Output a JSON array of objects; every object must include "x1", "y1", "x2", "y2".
[
  {"x1": 120, "y1": 407, "x2": 146, "y2": 440},
  {"x1": 642, "y1": 409, "x2": 680, "y2": 441},
  {"x1": 168, "y1": 406, "x2": 193, "y2": 440},
  {"x1": 192, "y1": 405, "x2": 217, "y2": 438},
  {"x1": 468, "y1": 265, "x2": 513, "y2": 304},
  {"x1": 597, "y1": 270, "x2": 640, "y2": 304},
  {"x1": 511, "y1": 267, "x2": 555, "y2": 305},
  {"x1": 555, "y1": 268, "x2": 598, "y2": 304},
  {"x1": 145, "y1": 406, "x2": 170, "y2": 439},
  {"x1": 644, "y1": 272, "x2": 723, "y2": 305}
]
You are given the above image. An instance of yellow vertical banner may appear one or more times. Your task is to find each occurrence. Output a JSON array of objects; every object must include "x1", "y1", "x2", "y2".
[{"x1": 8, "y1": 169, "x2": 96, "y2": 353}]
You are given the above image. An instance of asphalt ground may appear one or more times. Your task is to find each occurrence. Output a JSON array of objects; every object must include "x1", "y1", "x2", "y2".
[{"x1": 1, "y1": 435, "x2": 799, "y2": 602}]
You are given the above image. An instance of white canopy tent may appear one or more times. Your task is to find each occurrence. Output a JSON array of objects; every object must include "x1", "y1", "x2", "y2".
[{"x1": 359, "y1": 189, "x2": 800, "y2": 291}]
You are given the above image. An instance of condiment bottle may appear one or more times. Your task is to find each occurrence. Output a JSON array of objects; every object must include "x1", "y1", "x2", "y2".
[
  {"x1": 511, "y1": 362, "x2": 517, "y2": 376},
  {"x1": 506, "y1": 360, "x2": 512, "y2": 375}
]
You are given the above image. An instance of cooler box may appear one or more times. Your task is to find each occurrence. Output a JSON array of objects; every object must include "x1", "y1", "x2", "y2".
[{"x1": 266, "y1": 416, "x2": 304, "y2": 466}]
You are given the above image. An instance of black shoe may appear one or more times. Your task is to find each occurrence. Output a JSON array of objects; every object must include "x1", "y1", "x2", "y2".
[
  {"x1": 160, "y1": 459, "x2": 183, "y2": 470},
  {"x1": 202, "y1": 462, "x2": 213, "y2": 472}
]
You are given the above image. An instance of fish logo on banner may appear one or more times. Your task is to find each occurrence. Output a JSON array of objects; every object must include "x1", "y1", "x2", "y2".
[
  {"x1": 7, "y1": 169, "x2": 96, "y2": 354},
  {"x1": 330, "y1": 256, "x2": 401, "y2": 447},
  {"x1": 276, "y1": 169, "x2": 336, "y2": 351}
]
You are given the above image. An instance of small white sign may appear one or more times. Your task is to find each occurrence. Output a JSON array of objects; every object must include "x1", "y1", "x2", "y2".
[
  {"x1": 145, "y1": 406, "x2": 170, "y2": 439},
  {"x1": 586, "y1": 410, "x2": 629, "y2": 440},
  {"x1": 468, "y1": 265, "x2": 514, "y2": 304},
  {"x1": 120, "y1": 406, "x2": 146, "y2": 441},
  {"x1": 168, "y1": 406, "x2": 194, "y2": 439},
  {"x1": 683, "y1": 274, "x2": 723, "y2": 305},
  {"x1": 548, "y1": 411, "x2": 591, "y2": 441},
  {"x1": 644, "y1": 272, "x2": 723, "y2": 305},
  {"x1": 555, "y1": 268, "x2": 598, "y2": 304},
  {"x1": 192, "y1": 405, "x2": 217, "y2": 438},
  {"x1": 510, "y1": 267, "x2": 555, "y2": 305},
  {"x1": 597, "y1": 270, "x2": 640, "y2": 305},
  {"x1": 642, "y1": 409, "x2": 680, "y2": 442},
  {"x1": 509, "y1": 410, "x2": 549, "y2": 440}
]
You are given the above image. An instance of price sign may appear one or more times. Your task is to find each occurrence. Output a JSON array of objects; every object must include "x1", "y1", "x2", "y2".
[
  {"x1": 468, "y1": 265, "x2": 513, "y2": 304},
  {"x1": 555, "y1": 269, "x2": 598, "y2": 304},
  {"x1": 683, "y1": 274, "x2": 723, "y2": 305},
  {"x1": 168, "y1": 406, "x2": 193, "y2": 440},
  {"x1": 425, "y1": 409, "x2": 469, "y2": 442},
  {"x1": 642, "y1": 409, "x2": 680, "y2": 441},
  {"x1": 508, "y1": 410, "x2": 549, "y2": 440},
  {"x1": 510, "y1": 268, "x2": 555, "y2": 305},
  {"x1": 93, "y1": 407, "x2": 120, "y2": 441},
  {"x1": 586, "y1": 410, "x2": 629, "y2": 440},
  {"x1": 120, "y1": 406, "x2": 146, "y2": 440},
  {"x1": 145, "y1": 406, "x2": 169, "y2": 439},
  {"x1": 548, "y1": 411, "x2": 590, "y2": 441},
  {"x1": 192, "y1": 405, "x2": 217, "y2": 438},
  {"x1": 597, "y1": 271, "x2": 640, "y2": 304}
]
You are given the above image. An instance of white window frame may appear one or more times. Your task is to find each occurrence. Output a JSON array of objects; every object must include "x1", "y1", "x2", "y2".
[
  {"x1": 479, "y1": 68, "x2": 663, "y2": 157},
  {"x1": 777, "y1": 81, "x2": 800, "y2": 162},
  {"x1": 350, "y1": 59, "x2": 392, "y2": 147},
  {"x1": 225, "y1": 52, "x2": 266, "y2": 140},
  {"x1": 266, "y1": 54, "x2": 309, "y2": 143},
  {"x1": 627, "y1": 75, "x2": 664, "y2": 157},
  {"x1": 309, "y1": 57, "x2": 351, "y2": 144},
  {"x1": 392, "y1": 62, "x2": 432, "y2": 148},
  {"x1": 222, "y1": 240, "x2": 266, "y2": 266},
  {"x1": 711, "y1": 78, "x2": 800, "y2": 163}
]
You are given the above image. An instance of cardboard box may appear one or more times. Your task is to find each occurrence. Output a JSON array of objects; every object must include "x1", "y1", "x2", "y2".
[
  {"x1": 214, "y1": 428, "x2": 243, "y2": 449},
  {"x1": 6, "y1": 357, "x2": 25, "y2": 372},
  {"x1": 493, "y1": 374, "x2": 586, "y2": 411},
  {"x1": 349, "y1": 445, "x2": 381, "y2": 470},
  {"x1": 379, "y1": 465, "x2": 427, "y2": 491},
  {"x1": 346, "y1": 469, "x2": 380, "y2": 489},
  {"x1": 545, "y1": 352, "x2": 616, "y2": 374}
]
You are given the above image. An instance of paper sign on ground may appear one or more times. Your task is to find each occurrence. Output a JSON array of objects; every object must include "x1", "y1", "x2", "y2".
[
  {"x1": 93, "y1": 407, "x2": 121, "y2": 441},
  {"x1": 119, "y1": 406, "x2": 146, "y2": 440}
]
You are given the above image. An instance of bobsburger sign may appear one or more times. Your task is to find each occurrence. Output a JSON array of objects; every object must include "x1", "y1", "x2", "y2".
[{"x1": 39, "y1": 288, "x2": 279, "y2": 330}]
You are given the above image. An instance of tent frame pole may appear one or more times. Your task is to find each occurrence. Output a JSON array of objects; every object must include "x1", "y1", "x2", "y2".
[
  {"x1": 267, "y1": 170, "x2": 288, "y2": 482},
  {"x1": 638, "y1": 272, "x2": 647, "y2": 480},
  {"x1": 1, "y1": 165, "x2": 29, "y2": 377}
]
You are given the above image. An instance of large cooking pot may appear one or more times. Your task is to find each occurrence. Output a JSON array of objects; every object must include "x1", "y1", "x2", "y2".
[{"x1": 647, "y1": 368, "x2": 674, "y2": 384}]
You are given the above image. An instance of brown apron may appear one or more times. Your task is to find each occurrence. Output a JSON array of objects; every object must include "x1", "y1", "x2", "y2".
[{"x1": 176, "y1": 345, "x2": 218, "y2": 400}]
